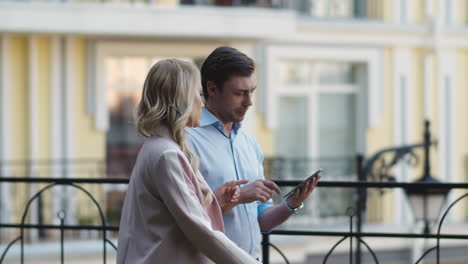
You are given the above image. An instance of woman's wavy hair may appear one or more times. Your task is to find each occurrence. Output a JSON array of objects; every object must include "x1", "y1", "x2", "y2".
[{"x1": 135, "y1": 58, "x2": 212, "y2": 206}]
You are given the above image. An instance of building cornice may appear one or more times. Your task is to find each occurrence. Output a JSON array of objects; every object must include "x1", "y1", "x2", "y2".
[
  {"x1": 0, "y1": 3, "x2": 295, "y2": 39},
  {"x1": 289, "y1": 19, "x2": 468, "y2": 48}
]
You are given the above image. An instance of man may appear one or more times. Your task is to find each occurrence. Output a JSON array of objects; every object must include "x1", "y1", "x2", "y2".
[{"x1": 187, "y1": 46, "x2": 320, "y2": 259}]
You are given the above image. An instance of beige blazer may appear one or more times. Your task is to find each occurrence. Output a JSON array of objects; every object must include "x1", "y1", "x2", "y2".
[{"x1": 117, "y1": 127, "x2": 258, "y2": 264}]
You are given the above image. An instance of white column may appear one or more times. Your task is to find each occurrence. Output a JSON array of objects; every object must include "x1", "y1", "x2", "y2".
[
  {"x1": 423, "y1": 53, "x2": 433, "y2": 120},
  {"x1": 65, "y1": 37, "x2": 77, "y2": 225},
  {"x1": 394, "y1": 47, "x2": 423, "y2": 264},
  {"x1": 444, "y1": 0, "x2": 455, "y2": 25},
  {"x1": 265, "y1": 45, "x2": 278, "y2": 129},
  {"x1": 393, "y1": 0, "x2": 409, "y2": 23},
  {"x1": 86, "y1": 39, "x2": 96, "y2": 116},
  {"x1": 437, "y1": 50, "x2": 456, "y2": 220},
  {"x1": 424, "y1": 0, "x2": 435, "y2": 19},
  {"x1": 0, "y1": 35, "x2": 12, "y2": 224},
  {"x1": 50, "y1": 36, "x2": 63, "y2": 224},
  {"x1": 95, "y1": 42, "x2": 109, "y2": 131},
  {"x1": 29, "y1": 36, "x2": 39, "y2": 170},
  {"x1": 392, "y1": 47, "x2": 413, "y2": 226},
  {"x1": 28, "y1": 35, "x2": 39, "y2": 241},
  {"x1": 437, "y1": 50, "x2": 456, "y2": 183}
]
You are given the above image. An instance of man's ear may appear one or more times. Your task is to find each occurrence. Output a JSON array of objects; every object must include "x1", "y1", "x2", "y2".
[{"x1": 206, "y1": 81, "x2": 217, "y2": 97}]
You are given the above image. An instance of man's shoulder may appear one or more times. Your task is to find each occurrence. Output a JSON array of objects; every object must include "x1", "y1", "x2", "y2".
[
  {"x1": 186, "y1": 126, "x2": 211, "y2": 140},
  {"x1": 186, "y1": 126, "x2": 208, "y2": 133},
  {"x1": 237, "y1": 128, "x2": 259, "y2": 145}
]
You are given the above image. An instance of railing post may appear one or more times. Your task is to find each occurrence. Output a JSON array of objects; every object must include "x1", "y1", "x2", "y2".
[
  {"x1": 355, "y1": 154, "x2": 365, "y2": 264},
  {"x1": 58, "y1": 210, "x2": 66, "y2": 264},
  {"x1": 262, "y1": 233, "x2": 270, "y2": 264}
]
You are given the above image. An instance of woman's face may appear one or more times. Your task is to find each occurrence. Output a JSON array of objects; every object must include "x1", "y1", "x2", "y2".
[{"x1": 187, "y1": 86, "x2": 204, "y2": 127}]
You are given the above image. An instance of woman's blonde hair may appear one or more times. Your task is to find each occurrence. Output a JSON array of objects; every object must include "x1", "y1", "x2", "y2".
[{"x1": 135, "y1": 58, "x2": 212, "y2": 206}]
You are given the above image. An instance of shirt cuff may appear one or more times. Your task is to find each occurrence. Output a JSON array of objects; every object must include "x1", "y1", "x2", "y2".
[{"x1": 257, "y1": 199, "x2": 273, "y2": 218}]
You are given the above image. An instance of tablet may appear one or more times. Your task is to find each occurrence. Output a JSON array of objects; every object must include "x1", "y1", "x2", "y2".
[{"x1": 283, "y1": 169, "x2": 323, "y2": 199}]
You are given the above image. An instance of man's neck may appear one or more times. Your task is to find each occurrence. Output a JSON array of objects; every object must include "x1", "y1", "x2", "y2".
[{"x1": 205, "y1": 105, "x2": 233, "y2": 137}]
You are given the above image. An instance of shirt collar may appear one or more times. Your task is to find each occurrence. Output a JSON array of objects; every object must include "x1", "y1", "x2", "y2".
[{"x1": 200, "y1": 108, "x2": 242, "y2": 134}]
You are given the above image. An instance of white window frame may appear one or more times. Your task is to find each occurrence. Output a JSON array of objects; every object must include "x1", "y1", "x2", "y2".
[
  {"x1": 94, "y1": 41, "x2": 221, "y2": 132},
  {"x1": 273, "y1": 59, "x2": 366, "y2": 225},
  {"x1": 263, "y1": 45, "x2": 384, "y2": 154},
  {"x1": 276, "y1": 69, "x2": 359, "y2": 160}
]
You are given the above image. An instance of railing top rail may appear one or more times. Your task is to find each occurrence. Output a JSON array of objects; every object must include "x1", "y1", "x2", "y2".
[
  {"x1": 0, "y1": 177, "x2": 128, "y2": 184},
  {"x1": 0, "y1": 158, "x2": 104, "y2": 165},
  {"x1": 0, "y1": 177, "x2": 467, "y2": 189},
  {"x1": 274, "y1": 180, "x2": 468, "y2": 189}
]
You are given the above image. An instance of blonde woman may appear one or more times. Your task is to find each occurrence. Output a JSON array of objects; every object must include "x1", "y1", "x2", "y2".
[{"x1": 117, "y1": 59, "x2": 259, "y2": 264}]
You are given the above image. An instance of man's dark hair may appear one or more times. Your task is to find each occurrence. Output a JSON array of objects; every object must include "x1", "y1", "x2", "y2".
[{"x1": 201, "y1": 46, "x2": 255, "y2": 99}]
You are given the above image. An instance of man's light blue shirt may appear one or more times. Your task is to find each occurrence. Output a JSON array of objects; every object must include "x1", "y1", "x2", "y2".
[{"x1": 187, "y1": 108, "x2": 272, "y2": 259}]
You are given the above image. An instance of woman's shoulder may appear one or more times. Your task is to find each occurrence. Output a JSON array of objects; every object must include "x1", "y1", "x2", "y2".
[{"x1": 140, "y1": 137, "x2": 182, "y2": 158}]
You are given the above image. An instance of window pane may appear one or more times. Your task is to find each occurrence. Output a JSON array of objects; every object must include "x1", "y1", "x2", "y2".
[
  {"x1": 310, "y1": 0, "x2": 354, "y2": 18},
  {"x1": 316, "y1": 93, "x2": 357, "y2": 220},
  {"x1": 278, "y1": 61, "x2": 311, "y2": 86},
  {"x1": 106, "y1": 57, "x2": 149, "y2": 178},
  {"x1": 276, "y1": 96, "x2": 308, "y2": 159},
  {"x1": 319, "y1": 93, "x2": 356, "y2": 157},
  {"x1": 105, "y1": 56, "x2": 194, "y2": 178},
  {"x1": 317, "y1": 63, "x2": 354, "y2": 85}
]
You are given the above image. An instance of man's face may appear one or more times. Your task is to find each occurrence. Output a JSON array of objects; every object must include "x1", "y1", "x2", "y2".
[{"x1": 210, "y1": 75, "x2": 256, "y2": 124}]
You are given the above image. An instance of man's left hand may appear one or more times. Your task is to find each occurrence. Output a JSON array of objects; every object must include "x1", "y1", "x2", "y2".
[{"x1": 286, "y1": 174, "x2": 321, "y2": 209}]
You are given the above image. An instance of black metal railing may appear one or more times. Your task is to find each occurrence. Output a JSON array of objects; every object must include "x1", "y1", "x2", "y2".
[
  {"x1": 0, "y1": 177, "x2": 467, "y2": 263},
  {"x1": 263, "y1": 180, "x2": 468, "y2": 264}
]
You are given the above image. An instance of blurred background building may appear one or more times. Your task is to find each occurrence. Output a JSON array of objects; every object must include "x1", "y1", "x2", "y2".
[{"x1": 1, "y1": 0, "x2": 468, "y2": 263}]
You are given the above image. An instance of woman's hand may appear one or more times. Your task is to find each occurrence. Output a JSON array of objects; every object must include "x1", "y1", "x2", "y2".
[{"x1": 213, "y1": 180, "x2": 249, "y2": 212}]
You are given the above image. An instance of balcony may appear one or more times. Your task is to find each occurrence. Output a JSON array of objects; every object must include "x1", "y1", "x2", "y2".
[
  {"x1": 0, "y1": 0, "x2": 379, "y2": 38},
  {"x1": 0, "y1": 1, "x2": 295, "y2": 38}
]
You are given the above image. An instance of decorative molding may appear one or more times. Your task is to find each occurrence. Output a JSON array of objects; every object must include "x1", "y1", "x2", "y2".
[{"x1": 264, "y1": 45, "x2": 383, "y2": 129}]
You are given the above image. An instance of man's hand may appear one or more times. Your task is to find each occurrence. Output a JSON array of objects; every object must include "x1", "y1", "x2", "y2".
[
  {"x1": 286, "y1": 174, "x2": 321, "y2": 209},
  {"x1": 238, "y1": 179, "x2": 281, "y2": 204},
  {"x1": 213, "y1": 180, "x2": 249, "y2": 212}
]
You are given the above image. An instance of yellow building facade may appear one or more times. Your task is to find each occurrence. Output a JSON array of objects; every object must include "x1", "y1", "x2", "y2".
[{"x1": 1, "y1": 0, "x2": 468, "y2": 262}]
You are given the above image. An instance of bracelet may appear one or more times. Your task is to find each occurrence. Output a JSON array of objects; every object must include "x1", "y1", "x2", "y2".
[{"x1": 285, "y1": 201, "x2": 304, "y2": 214}]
